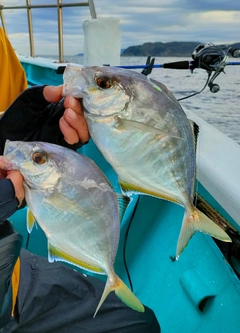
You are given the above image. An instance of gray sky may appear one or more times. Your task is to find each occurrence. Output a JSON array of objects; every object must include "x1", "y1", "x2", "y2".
[{"x1": 1, "y1": 0, "x2": 240, "y2": 56}]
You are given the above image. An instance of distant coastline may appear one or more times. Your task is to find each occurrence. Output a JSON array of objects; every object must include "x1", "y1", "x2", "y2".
[
  {"x1": 121, "y1": 41, "x2": 201, "y2": 57},
  {"x1": 75, "y1": 42, "x2": 202, "y2": 57}
]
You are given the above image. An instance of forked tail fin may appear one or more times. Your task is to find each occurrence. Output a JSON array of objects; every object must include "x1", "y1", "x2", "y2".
[
  {"x1": 93, "y1": 274, "x2": 144, "y2": 317},
  {"x1": 176, "y1": 207, "x2": 232, "y2": 259}
]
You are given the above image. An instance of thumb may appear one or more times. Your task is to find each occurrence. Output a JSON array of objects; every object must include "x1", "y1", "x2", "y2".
[
  {"x1": 6, "y1": 170, "x2": 25, "y2": 206},
  {"x1": 43, "y1": 85, "x2": 63, "y2": 103}
]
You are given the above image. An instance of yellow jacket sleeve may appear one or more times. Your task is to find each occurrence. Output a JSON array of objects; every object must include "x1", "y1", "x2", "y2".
[
  {"x1": 0, "y1": 27, "x2": 25, "y2": 316},
  {"x1": 0, "y1": 27, "x2": 28, "y2": 113}
]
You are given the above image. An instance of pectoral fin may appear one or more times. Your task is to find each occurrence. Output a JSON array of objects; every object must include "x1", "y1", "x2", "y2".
[
  {"x1": 44, "y1": 192, "x2": 90, "y2": 220},
  {"x1": 115, "y1": 116, "x2": 183, "y2": 140}
]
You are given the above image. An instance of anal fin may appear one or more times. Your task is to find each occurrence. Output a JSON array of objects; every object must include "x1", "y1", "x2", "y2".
[{"x1": 48, "y1": 242, "x2": 104, "y2": 274}]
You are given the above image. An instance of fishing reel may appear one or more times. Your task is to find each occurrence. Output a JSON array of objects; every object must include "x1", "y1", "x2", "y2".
[
  {"x1": 139, "y1": 43, "x2": 240, "y2": 101},
  {"x1": 191, "y1": 42, "x2": 240, "y2": 93},
  {"x1": 176, "y1": 42, "x2": 240, "y2": 100}
]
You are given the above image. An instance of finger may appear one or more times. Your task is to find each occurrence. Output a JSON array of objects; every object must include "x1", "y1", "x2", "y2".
[
  {"x1": 43, "y1": 85, "x2": 63, "y2": 103},
  {"x1": 6, "y1": 170, "x2": 25, "y2": 206},
  {"x1": 59, "y1": 109, "x2": 90, "y2": 144},
  {"x1": 64, "y1": 108, "x2": 90, "y2": 142},
  {"x1": 0, "y1": 157, "x2": 12, "y2": 170},
  {"x1": 59, "y1": 117, "x2": 79, "y2": 144},
  {"x1": 64, "y1": 96, "x2": 83, "y2": 115}
]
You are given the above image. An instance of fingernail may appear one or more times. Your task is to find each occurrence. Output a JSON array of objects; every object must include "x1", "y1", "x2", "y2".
[
  {"x1": 69, "y1": 96, "x2": 78, "y2": 108},
  {"x1": 66, "y1": 108, "x2": 77, "y2": 120}
]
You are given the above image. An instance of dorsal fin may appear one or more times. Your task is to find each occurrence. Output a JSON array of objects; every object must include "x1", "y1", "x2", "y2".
[
  {"x1": 116, "y1": 193, "x2": 130, "y2": 222},
  {"x1": 189, "y1": 120, "x2": 199, "y2": 152}
]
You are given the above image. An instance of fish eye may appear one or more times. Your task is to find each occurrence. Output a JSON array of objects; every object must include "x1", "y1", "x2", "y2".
[
  {"x1": 96, "y1": 76, "x2": 112, "y2": 89},
  {"x1": 32, "y1": 151, "x2": 48, "y2": 165}
]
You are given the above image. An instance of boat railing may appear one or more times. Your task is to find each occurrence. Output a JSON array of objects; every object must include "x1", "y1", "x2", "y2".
[{"x1": 0, "y1": 0, "x2": 97, "y2": 62}]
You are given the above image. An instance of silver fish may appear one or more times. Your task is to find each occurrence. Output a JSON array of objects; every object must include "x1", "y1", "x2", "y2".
[
  {"x1": 3, "y1": 140, "x2": 144, "y2": 316},
  {"x1": 62, "y1": 65, "x2": 231, "y2": 258}
]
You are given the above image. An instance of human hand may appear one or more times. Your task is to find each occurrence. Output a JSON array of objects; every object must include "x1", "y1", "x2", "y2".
[
  {"x1": 0, "y1": 158, "x2": 24, "y2": 206},
  {"x1": 43, "y1": 85, "x2": 90, "y2": 145},
  {"x1": 6, "y1": 170, "x2": 24, "y2": 206}
]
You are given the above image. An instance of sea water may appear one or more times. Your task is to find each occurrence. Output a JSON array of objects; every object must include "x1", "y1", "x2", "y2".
[{"x1": 54, "y1": 55, "x2": 240, "y2": 145}]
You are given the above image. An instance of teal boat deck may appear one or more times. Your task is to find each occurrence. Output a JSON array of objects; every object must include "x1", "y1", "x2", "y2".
[{"x1": 9, "y1": 59, "x2": 240, "y2": 332}]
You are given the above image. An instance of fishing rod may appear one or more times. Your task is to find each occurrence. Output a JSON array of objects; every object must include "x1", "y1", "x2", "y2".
[
  {"x1": 118, "y1": 60, "x2": 240, "y2": 69},
  {"x1": 118, "y1": 61, "x2": 240, "y2": 70},
  {"x1": 118, "y1": 42, "x2": 240, "y2": 100}
]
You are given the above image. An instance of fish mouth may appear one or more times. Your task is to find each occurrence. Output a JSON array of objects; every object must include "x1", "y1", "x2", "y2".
[
  {"x1": 3, "y1": 140, "x2": 25, "y2": 168},
  {"x1": 4, "y1": 140, "x2": 20, "y2": 160},
  {"x1": 62, "y1": 65, "x2": 88, "y2": 98}
]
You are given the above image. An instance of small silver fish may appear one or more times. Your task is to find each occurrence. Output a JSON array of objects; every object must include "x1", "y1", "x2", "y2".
[
  {"x1": 62, "y1": 65, "x2": 231, "y2": 258},
  {"x1": 3, "y1": 140, "x2": 144, "y2": 316}
]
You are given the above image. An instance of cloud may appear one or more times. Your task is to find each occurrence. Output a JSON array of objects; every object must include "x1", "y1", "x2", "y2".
[
  {"x1": 179, "y1": 0, "x2": 240, "y2": 11},
  {"x1": 1, "y1": 0, "x2": 239, "y2": 56}
]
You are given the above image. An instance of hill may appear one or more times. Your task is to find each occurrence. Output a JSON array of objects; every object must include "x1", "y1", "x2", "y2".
[{"x1": 121, "y1": 41, "x2": 201, "y2": 57}]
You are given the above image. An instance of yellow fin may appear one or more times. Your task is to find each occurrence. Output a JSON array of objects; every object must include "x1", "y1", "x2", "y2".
[
  {"x1": 176, "y1": 207, "x2": 232, "y2": 259},
  {"x1": 48, "y1": 242, "x2": 104, "y2": 274},
  {"x1": 119, "y1": 179, "x2": 179, "y2": 204},
  {"x1": 26, "y1": 208, "x2": 36, "y2": 233},
  {"x1": 94, "y1": 274, "x2": 144, "y2": 317}
]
